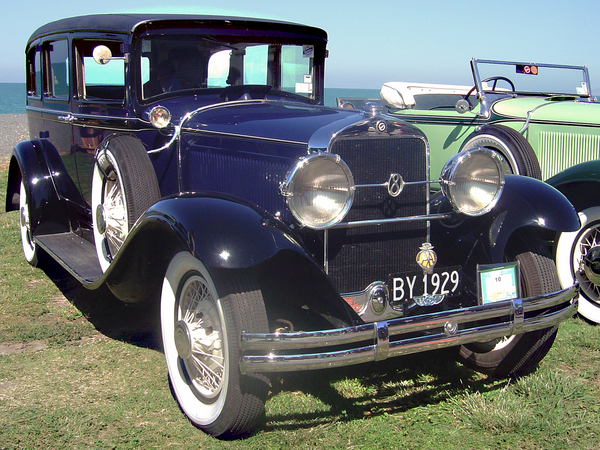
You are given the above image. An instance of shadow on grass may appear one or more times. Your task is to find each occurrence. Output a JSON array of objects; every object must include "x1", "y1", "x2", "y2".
[
  {"x1": 39, "y1": 252, "x2": 162, "y2": 351},
  {"x1": 263, "y1": 349, "x2": 504, "y2": 431},
  {"x1": 38, "y1": 252, "x2": 503, "y2": 433}
]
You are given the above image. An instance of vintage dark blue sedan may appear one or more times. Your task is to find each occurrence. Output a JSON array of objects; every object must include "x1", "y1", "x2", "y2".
[{"x1": 5, "y1": 14, "x2": 578, "y2": 438}]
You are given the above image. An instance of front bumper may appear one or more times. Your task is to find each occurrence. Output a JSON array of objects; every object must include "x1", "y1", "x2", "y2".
[{"x1": 240, "y1": 285, "x2": 578, "y2": 373}]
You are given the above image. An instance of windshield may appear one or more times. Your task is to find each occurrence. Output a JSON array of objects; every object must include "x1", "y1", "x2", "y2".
[
  {"x1": 473, "y1": 59, "x2": 592, "y2": 97},
  {"x1": 139, "y1": 33, "x2": 319, "y2": 101}
]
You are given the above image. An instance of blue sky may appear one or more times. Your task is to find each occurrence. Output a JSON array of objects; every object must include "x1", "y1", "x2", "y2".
[{"x1": 3, "y1": 0, "x2": 600, "y2": 91}]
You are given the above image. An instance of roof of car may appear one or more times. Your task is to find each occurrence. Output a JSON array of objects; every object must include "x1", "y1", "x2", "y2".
[{"x1": 28, "y1": 13, "x2": 328, "y2": 44}]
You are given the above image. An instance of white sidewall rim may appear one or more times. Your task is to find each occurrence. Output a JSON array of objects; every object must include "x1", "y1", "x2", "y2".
[
  {"x1": 161, "y1": 252, "x2": 229, "y2": 426},
  {"x1": 92, "y1": 149, "x2": 129, "y2": 272},
  {"x1": 463, "y1": 134, "x2": 520, "y2": 175},
  {"x1": 19, "y1": 180, "x2": 37, "y2": 263},
  {"x1": 556, "y1": 207, "x2": 600, "y2": 323}
]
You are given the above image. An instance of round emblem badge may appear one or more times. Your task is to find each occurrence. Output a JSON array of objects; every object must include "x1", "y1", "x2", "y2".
[{"x1": 416, "y1": 243, "x2": 437, "y2": 274}]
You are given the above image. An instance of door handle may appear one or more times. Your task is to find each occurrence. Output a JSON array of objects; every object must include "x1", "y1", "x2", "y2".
[{"x1": 57, "y1": 114, "x2": 74, "y2": 123}]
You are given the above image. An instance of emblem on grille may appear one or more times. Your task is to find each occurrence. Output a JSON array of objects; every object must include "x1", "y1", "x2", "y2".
[
  {"x1": 416, "y1": 242, "x2": 437, "y2": 275},
  {"x1": 387, "y1": 173, "x2": 404, "y2": 197}
]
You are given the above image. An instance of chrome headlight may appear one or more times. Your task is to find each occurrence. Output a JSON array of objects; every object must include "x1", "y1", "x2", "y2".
[
  {"x1": 148, "y1": 106, "x2": 172, "y2": 129},
  {"x1": 440, "y1": 147, "x2": 504, "y2": 216},
  {"x1": 281, "y1": 152, "x2": 355, "y2": 229}
]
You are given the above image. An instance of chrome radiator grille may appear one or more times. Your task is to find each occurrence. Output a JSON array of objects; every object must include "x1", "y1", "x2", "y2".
[
  {"x1": 538, "y1": 131, "x2": 600, "y2": 179},
  {"x1": 327, "y1": 136, "x2": 429, "y2": 293}
]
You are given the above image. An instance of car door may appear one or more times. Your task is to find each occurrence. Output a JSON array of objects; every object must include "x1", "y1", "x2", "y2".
[
  {"x1": 71, "y1": 38, "x2": 128, "y2": 212},
  {"x1": 36, "y1": 37, "x2": 90, "y2": 229}
]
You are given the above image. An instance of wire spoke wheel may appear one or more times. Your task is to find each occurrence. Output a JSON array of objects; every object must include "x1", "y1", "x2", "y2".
[
  {"x1": 161, "y1": 252, "x2": 269, "y2": 438},
  {"x1": 97, "y1": 160, "x2": 128, "y2": 259},
  {"x1": 176, "y1": 273, "x2": 226, "y2": 399},
  {"x1": 556, "y1": 207, "x2": 600, "y2": 323},
  {"x1": 92, "y1": 134, "x2": 160, "y2": 272},
  {"x1": 576, "y1": 221, "x2": 600, "y2": 301}
]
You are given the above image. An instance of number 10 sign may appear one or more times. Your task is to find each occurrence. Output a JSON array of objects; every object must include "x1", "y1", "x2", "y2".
[{"x1": 477, "y1": 262, "x2": 521, "y2": 305}]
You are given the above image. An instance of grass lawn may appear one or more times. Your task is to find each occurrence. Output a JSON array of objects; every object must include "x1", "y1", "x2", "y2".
[{"x1": 1, "y1": 162, "x2": 599, "y2": 449}]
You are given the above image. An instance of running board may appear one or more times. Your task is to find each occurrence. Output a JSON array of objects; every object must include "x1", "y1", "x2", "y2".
[{"x1": 35, "y1": 232, "x2": 102, "y2": 283}]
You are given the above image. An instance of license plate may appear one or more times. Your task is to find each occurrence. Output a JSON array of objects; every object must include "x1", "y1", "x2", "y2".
[{"x1": 388, "y1": 266, "x2": 462, "y2": 303}]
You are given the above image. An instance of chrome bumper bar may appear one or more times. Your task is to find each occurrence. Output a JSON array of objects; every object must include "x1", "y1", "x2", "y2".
[{"x1": 240, "y1": 285, "x2": 578, "y2": 373}]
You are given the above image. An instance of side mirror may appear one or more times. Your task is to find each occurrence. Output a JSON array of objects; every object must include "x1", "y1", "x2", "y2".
[{"x1": 92, "y1": 45, "x2": 113, "y2": 65}]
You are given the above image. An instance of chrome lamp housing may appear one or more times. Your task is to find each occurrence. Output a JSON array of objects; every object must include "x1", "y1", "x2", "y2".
[
  {"x1": 440, "y1": 147, "x2": 505, "y2": 216},
  {"x1": 280, "y1": 152, "x2": 355, "y2": 229}
]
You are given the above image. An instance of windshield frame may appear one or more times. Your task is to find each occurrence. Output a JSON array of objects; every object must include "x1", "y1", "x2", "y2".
[
  {"x1": 471, "y1": 58, "x2": 594, "y2": 117},
  {"x1": 133, "y1": 28, "x2": 327, "y2": 104}
]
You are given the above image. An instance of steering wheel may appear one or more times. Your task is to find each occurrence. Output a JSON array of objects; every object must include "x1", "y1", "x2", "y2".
[{"x1": 461, "y1": 76, "x2": 516, "y2": 110}]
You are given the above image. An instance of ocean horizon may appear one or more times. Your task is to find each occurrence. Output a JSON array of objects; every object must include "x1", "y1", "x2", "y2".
[{"x1": 0, "y1": 83, "x2": 381, "y2": 114}]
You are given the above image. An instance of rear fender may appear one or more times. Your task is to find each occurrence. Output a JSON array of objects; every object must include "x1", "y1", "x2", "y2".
[
  {"x1": 104, "y1": 193, "x2": 358, "y2": 328},
  {"x1": 5, "y1": 140, "x2": 71, "y2": 235}
]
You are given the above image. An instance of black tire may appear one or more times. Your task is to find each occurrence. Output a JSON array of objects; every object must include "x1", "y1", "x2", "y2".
[
  {"x1": 457, "y1": 229, "x2": 560, "y2": 378},
  {"x1": 92, "y1": 134, "x2": 160, "y2": 272},
  {"x1": 461, "y1": 124, "x2": 542, "y2": 179},
  {"x1": 160, "y1": 252, "x2": 270, "y2": 438}
]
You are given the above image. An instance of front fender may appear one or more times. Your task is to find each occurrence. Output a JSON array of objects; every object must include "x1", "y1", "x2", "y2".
[
  {"x1": 105, "y1": 192, "x2": 309, "y2": 297},
  {"x1": 104, "y1": 193, "x2": 357, "y2": 327},
  {"x1": 432, "y1": 174, "x2": 579, "y2": 266}
]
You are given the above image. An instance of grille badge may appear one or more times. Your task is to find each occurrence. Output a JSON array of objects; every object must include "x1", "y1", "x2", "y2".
[{"x1": 416, "y1": 243, "x2": 437, "y2": 275}]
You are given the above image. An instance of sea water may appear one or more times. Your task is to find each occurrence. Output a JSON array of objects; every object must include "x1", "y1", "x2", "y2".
[
  {"x1": 0, "y1": 83, "x2": 26, "y2": 114},
  {"x1": 0, "y1": 83, "x2": 380, "y2": 114}
]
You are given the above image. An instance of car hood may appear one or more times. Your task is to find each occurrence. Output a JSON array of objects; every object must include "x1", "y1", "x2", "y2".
[
  {"x1": 175, "y1": 100, "x2": 372, "y2": 145},
  {"x1": 492, "y1": 97, "x2": 600, "y2": 126}
]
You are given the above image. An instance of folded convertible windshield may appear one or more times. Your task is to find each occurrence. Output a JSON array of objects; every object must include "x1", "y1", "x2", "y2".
[{"x1": 139, "y1": 34, "x2": 316, "y2": 100}]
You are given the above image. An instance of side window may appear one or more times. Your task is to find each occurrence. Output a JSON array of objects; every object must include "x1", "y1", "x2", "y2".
[
  {"x1": 47, "y1": 40, "x2": 69, "y2": 98},
  {"x1": 74, "y1": 40, "x2": 125, "y2": 101},
  {"x1": 26, "y1": 45, "x2": 43, "y2": 97}
]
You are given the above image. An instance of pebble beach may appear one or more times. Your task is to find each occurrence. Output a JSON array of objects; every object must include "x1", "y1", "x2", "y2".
[{"x1": 0, "y1": 114, "x2": 28, "y2": 164}]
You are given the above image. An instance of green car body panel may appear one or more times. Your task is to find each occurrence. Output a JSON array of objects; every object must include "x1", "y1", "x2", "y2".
[{"x1": 391, "y1": 96, "x2": 600, "y2": 181}]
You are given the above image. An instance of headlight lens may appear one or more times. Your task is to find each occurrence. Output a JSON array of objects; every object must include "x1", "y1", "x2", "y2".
[
  {"x1": 148, "y1": 106, "x2": 172, "y2": 129},
  {"x1": 440, "y1": 147, "x2": 504, "y2": 216},
  {"x1": 282, "y1": 152, "x2": 355, "y2": 229}
]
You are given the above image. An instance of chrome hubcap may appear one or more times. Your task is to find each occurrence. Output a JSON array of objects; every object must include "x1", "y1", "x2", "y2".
[
  {"x1": 178, "y1": 275, "x2": 224, "y2": 398},
  {"x1": 95, "y1": 204, "x2": 106, "y2": 234},
  {"x1": 576, "y1": 224, "x2": 600, "y2": 304},
  {"x1": 174, "y1": 320, "x2": 192, "y2": 360}
]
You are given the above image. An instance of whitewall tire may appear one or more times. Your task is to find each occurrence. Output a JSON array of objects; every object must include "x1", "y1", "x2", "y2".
[
  {"x1": 556, "y1": 207, "x2": 600, "y2": 324},
  {"x1": 91, "y1": 134, "x2": 160, "y2": 272},
  {"x1": 19, "y1": 180, "x2": 38, "y2": 266},
  {"x1": 160, "y1": 252, "x2": 269, "y2": 438}
]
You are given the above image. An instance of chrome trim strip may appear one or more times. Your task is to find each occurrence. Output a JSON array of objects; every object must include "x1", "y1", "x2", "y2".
[
  {"x1": 148, "y1": 99, "x2": 308, "y2": 154},
  {"x1": 331, "y1": 213, "x2": 452, "y2": 230},
  {"x1": 239, "y1": 285, "x2": 577, "y2": 373}
]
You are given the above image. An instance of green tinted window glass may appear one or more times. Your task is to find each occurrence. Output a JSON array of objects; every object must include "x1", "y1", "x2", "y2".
[{"x1": 48, "y1": 40, "x2": 69, "y2": 98}]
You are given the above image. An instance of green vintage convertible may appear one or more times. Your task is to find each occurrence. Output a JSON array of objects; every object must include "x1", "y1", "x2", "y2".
[{"x1": 339, "y1": 58, "x2": 600, "y2": 324}]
